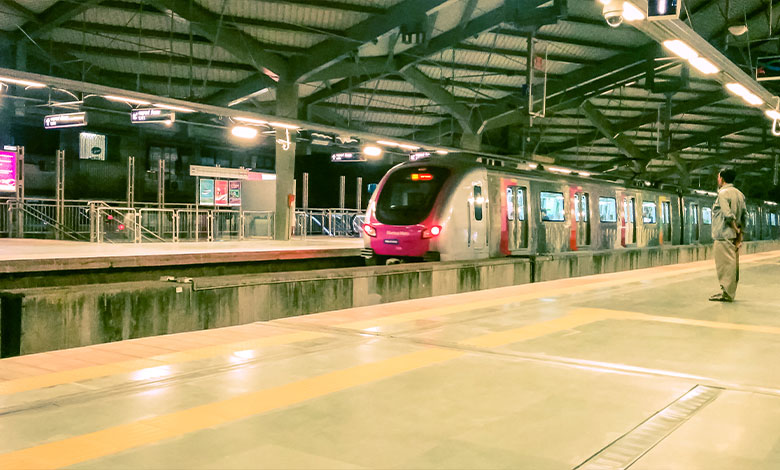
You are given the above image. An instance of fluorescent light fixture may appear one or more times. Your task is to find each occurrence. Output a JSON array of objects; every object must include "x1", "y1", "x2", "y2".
[
  {"x1": 154, "y1": 103, "x2": 195, "y2": 113},
  {"x1": 436, "y1": 149, "x2": 449, "y2": 155},
  {"x1": 725, "y1": 83, "x2": 764, "y2": 106},
  {"x1": 765, "y1": 200, "x2": 778, "y2": 205},
  {"x1": 0, "y1": 76, "x2": 46, "y2": 88},
  {"x1": 662, "y1": 40, "x2": 698, "y2": 61},
  {"x1": 398, "y1": 143, "x2": 420, "y2": 151},
  {"x1": 363, "y1": 145, "x2": 383, "y2": 158},
  {"x1": 766, "y1": 110, "x2": 780, "y2": 120},
  {"x1": 377, "y1": 140, "x2": 400, "y2": 147},
  {"x1": 527, "y1": 162, "x2": 539, "y2": 169},
  {"x1": 269, "y1": 122, "x2": 300, "y2": 130},
  {"x1": 104, "y1": 95, "x2": 151, "y2": 106},
  {"x1": 235, "y1": 117, "x2": 268, "y2": 125},
  {"x1": 231, "y1": 126, "x2": 258, "y2": 139},
  {"x1": 689, "y1": 57, "x2": 719, "y2": 74},
  {"x1": 623, "y1": 2, "x2": 645, "y2": 21},
  {"x1": 579, "y1": 171, "x2": 592, "y2": 177},
  {"x1": 548, "y1": 166, "x2": 572, "y2": 174}
]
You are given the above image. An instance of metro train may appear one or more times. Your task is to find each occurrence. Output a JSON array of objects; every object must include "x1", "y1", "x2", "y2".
[{"x1": 360, "y1": 158, "x2": 780, "y2": 263}]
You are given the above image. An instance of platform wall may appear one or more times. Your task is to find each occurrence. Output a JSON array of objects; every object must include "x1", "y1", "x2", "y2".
[{"x1": 2, "y1": 241, "x2": 780, "y2": 357}]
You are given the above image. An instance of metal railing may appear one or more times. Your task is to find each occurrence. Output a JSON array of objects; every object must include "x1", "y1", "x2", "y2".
[{"x1": 0, "y1": 197, "x2": 359, "y2": 242}]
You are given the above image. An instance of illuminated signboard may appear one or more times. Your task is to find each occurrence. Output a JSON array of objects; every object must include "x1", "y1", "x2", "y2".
[
  {"x1": 199, "y1": 179, "x2": 215, "y2": 206},
  {"x1": 131, "y1": 108, "x2": 175, "y2": 124},
  {"x1": 410, "y1": 151, "x2": 432, "y2": 161},
  {"x1": 44, "y1": 112, "x2": 87, "y2": 129},
  {"x1": 331, "y1": 152, "x2": 366, "y2": 162},
  {"x1": 757, "y1": 56, "x2": 780, "y2": 81},
  {"x1": 215, "y1": 180, "x2": 228, "y2": 206},
  {"x1": 0, "y1": 150, "x2": 17, "y2": 192},
  {"x1": 229, "y1": 180, "x2": 241, "y2": 206},
  {"x1": 647, "y1": 0, "x2": 680, "y2": 20}
]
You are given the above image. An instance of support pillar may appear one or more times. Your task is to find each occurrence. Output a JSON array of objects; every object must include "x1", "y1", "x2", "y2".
[
  {"x1": 55, "y1": 150, "x2": 65, "y2": 239},
  {"x1": 127, "y1": 156, "x2": 135, "y2": 207},
  {"x1": 274, "y1": 79, "x2": 298, "y2": 241}
]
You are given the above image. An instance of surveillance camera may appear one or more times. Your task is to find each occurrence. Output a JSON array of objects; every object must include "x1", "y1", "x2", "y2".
[{"x1": 603, "y1": 0, "x2": 624, "y2": 28}]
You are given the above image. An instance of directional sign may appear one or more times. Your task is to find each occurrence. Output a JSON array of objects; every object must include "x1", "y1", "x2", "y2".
[
  {"x1": 331, "y1": 152, "x2": 366, "y2": 162},
  {"x1": 44, "y1": 112, "x2": 87, "y2": 129},
  {"x1": 131, "y1": 108, "x2": 175, "y2": 124}
]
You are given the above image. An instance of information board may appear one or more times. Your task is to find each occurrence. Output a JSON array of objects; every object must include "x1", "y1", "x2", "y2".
[
  {"x1": 44, "y1": 112, "x2": 87, "y2": 129},
  {"x1": 229, "y1": 180, "x2": 242, "y2": 206},
  {"x1": 199, "y1": 178, "x2": 215, "y2": 206},
  {"x1": 131, "y1": 108, "x2": 175, "y2": 124},
  {"x1": 0, "y1": 150, "x2": 16, "y2": 193},
  {"x1": 757, "y1": 56, "x2": 780, "y2": 81},
  {"x1": 215, "y1": 180, "x2": 228, "y2": 206},
  {"x1": 331, "y1": 152, "x2": 366, "y2": 162}
]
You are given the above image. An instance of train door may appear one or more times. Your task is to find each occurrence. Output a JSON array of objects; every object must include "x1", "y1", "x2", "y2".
[
  {"x1": 574, "y1": 191, "x2": 591, "y2": 247},
  {"x1": 622, "y1": 195, "x2": 636, "y2": 246},
  {"x1": 660, "y1": 198, "x2": 672, "y2": 244},
  {"x1": 468, "y1": 182, "x2": 488, "y2": 257},
  {"x1": 690, "y1": 203, "x2": 700, "y2": 242},
  {"x1": 506, "y1": 184, "x2": 529, "y2": 251}
]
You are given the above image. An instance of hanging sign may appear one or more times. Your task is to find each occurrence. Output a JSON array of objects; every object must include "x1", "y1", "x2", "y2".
[
  {"x1": 228, "y1": 180, "x2": 242, "y2": 206},
  {"x1": 131, "y1": 108, "x2": 175, "y2": 124},
  {"x1": 44, "y1": 112, "x2": 87, "y2": 129},
  {"x1": 215, "y1": 180, "x2": 228, "y2": 206},
  {"x1": 410, "y1": 151, "x2": 432, "y2": 161},
  {"x1": 331, "y1": 152, "x2": 366, "y2": 162},
  {"x1": 199, "y1": 178, "x2": 215, "y2": 206},
  {"x1": 0, "y1": 150, "x2": 17, "y2": 192}
]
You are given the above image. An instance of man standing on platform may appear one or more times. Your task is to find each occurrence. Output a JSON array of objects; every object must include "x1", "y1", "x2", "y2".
[{"x1": 710, "y1": 168, "x2": 747, "y2": 302}]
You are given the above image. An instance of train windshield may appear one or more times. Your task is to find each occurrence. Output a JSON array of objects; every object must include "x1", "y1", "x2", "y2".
[{"x1": 375, "y1": 166, "x2": 451, "y2": 225}]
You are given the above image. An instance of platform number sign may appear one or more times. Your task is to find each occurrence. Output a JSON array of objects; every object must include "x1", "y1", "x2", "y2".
[{"x1": 647, "y1": 0, "x2": 680, "y2": 20}]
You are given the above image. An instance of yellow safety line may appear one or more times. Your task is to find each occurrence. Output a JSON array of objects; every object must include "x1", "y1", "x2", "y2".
[
  {"x1": 0, "y1": 331, "x2": 326, "y2": 396},
  {"x1": 572, "y1": 307, "x2": 780, "y2": 336},
  {"x1": 0, "y1": 348, "x2": 463, "y2": 470}
]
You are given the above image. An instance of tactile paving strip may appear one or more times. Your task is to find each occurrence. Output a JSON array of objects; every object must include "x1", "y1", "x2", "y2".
[{"x1": 575, "y1": 385, "x2": 722, "y2": 470}]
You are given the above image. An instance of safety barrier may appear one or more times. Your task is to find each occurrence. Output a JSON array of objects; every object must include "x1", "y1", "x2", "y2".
[{"x1": 295, "y1": 209, "x2": 365, "y2": 238}]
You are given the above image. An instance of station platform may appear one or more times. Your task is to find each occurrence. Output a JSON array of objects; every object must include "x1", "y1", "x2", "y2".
[
  {"x1": 0, "y1": 238, "x2": 363, "y2": 274},
  {"x1": 1, "y1": 251, "x2": 780, "y2": 469}
]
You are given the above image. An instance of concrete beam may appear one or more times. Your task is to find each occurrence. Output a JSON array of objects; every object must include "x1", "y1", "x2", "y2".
[
  {"x1": 668, "y1": 118, "x2": 764, "y2": 154},
  {"x1": 148, "y1": 0, "x2": 289, "y2": 80},
  {"x1": 274, "y1": 80, "x2": 298, "y2": 241}
]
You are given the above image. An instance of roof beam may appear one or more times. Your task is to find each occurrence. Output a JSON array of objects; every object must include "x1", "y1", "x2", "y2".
[
  {"x1": 654, "y1": 142, "x2": 774, "y2": 180},
  {"x1": 580, "y1": 100, "x2": 646, "y2": 172},
  {"x1": 203, "y1": 73, "x2": 277, "y2": 107},
  {"x1": 16, "y1": 0, "x2": 104, "y2": 39},
  {"x1": 148, "y1": 0, "x2": 289, "y2": 80},
  {"x1": 0, "y1": 0, "x2": 38, "y2": 23},
  {"x1": 543, "y1": 91, "x2": 729, "y2": 154},
  {"x1": 668, "y1": 118, "x2": 763, "y2": 154},
  {"x1": 293, "y1": 0, "x2": 449, "y2": 83},
  {"x1": 399, "y1": 66, "x2": 478, "y2": 134}
]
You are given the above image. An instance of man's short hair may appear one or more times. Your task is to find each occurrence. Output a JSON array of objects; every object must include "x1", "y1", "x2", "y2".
[{"x1": 719, "y1": 168, "x2": 736, "y2": 184}]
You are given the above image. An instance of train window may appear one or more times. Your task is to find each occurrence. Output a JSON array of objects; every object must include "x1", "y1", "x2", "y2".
[
  {"x1": 702, "y1": 207, "x2": 712, "y2": 225},
  {"x1": 473, "y1": 185, "x2": 483, "y2": 221},
  {"x1": 575, "y1": 194, "x2": 589, "y2": 222},
  {"x1": 624, "y1": 198, "x2": 636, "y2": 223},
  {"x1": 517, "y1": 188, "x2": 525, "y2": 221},
  {"x1": 642, "y1": 202, "x2": 657, "y2": 224},
  {"x1": 506, "y1": 188, "x2": 514, "y2": 221},
  {"x1": 540, "y1": 191, "x2": 565, "y2": 221},
  {"x1": 599, "y1": 197, "x2": 617, "y2": 222},
  {"x1": 662, "y1": 201, "x2": 671, "y2": 224},
  {"x1": 690, "y1": 204, "x2": 699, "y2": 224},
  {"x1": 375, "y1": 166, "x2": 451, "y2": 225}
]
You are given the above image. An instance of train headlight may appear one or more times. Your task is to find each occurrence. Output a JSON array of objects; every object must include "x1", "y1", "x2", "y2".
[
  {"x1": 422, "y1": 225, "x2": 442, "y2": 239},
  {"x1": 363, "y1": 224, "x2": 377, "y2": 237}
]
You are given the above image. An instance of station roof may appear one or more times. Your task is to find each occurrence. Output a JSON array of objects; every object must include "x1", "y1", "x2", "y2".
[{"x1": 0, "y1": 0, "x2": 779, "y2": 187}]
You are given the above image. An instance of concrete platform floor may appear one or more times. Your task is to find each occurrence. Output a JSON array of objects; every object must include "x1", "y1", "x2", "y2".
[
  {"x1": 1, "y1": 251, "x2": 780, "y2": 469},
  {"x1": 0, "y1": 237, "x2": 363, "y2": 273}
]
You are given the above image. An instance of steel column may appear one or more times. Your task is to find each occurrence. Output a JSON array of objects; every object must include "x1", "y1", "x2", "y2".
[
  {"x1": 302, "y1": 172, "x2": 309, "y2": 239},
  {"x1": 127, "y1": 156, "x2": 135, "y2": 208},
  {"x1": 55, "y1": 150, "x2": 65, "y2": 239},
  {"x1": 356, "y1": 176, "x2": 362, "y2": 210},
  {"x1": 339, "y1": 175, "x2": 345, "y2": 210}
]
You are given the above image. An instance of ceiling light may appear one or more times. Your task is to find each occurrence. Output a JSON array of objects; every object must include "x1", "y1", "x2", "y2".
[
  {"x1": 436, "y1": 149, "x2": 449, "y2": 155},
  {"x1": 548, "y1": 166, "x2": 572, "y2": 174},
  {"x1": 104, "y1": 95, "x2": 151, "y2": 106},
  {"x1": 662, "y1": 40, "x2": 698, "y2": 61},
  {"x1": 742, "y1": 92, "x2": 763, "y2": 106},
  {"x1": 579, "y1": 171, "x2": 591, "y2": 177},
  {"x1": 0, "y1": 76, "x2": 46, "y2": 88},
  {"x1": 725, "y1": 82, "x2": 750, "y2": 96},
  {"x1": 235, "y1": 117, "x2": 268, "y2": 125},
  {"x1": 377, "y1": 140, "x2": 400, "y2": 147},
  {"x1": 398, "y1": 143, "x2": 420, "y2": 151},
  {"x1": 527, "y1": 162, "x2": 538, "y2": 169},
  {"x1": 728, "y1": 25, "x2": 748, "y2": 36},
  {"x1": 363, "y1": 145, "x2": 383, "y2": 158},
  {"x1": 231, "y1": 126, "x2": 258, "y2": 139},
  {"x1": 269, "y1": 122, "x2": 300, "y2": 130},
  {"x1": 154, "y1": 103, "x2": 195, "y2": 113},
  {"x1": 622, "y1": 2, "x2": 645, "y2": 21},
  {"x1": 689, "y1": 57, "x2": 719, "y2": 75},
  {"x1": 766, "y1": 110, "x2": 780, "y2": 120}
]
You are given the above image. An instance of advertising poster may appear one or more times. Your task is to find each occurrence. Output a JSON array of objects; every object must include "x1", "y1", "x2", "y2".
[
  {"x1": 0, "y1": 150, "x2": 17, "y2": 193},
  {"x1": 215, "y1": 179, "x2": 228, "y2": 206},
  {"x1": 199, "y1": 178, "x2": 215, "y2": 206},
  {"x1": 228, "y1": 180, "x2": 241, "y2": 207},
  {"x1": 79, "y1": 132, "x2": 106, "y2": 160}
]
